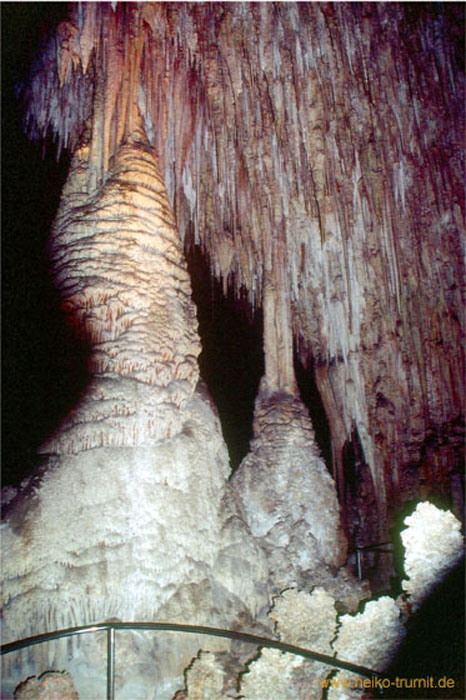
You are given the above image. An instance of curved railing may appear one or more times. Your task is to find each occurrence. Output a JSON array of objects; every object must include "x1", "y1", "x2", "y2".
[{"x1": 1, "y1": 621, "x2": 387, "y2": 699}]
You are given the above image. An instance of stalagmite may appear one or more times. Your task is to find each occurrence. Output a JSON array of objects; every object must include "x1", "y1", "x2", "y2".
[
  {"x1": 3, "y1": 14, "x2": 271, "y2": 693},
  {"x1": 39, "y1": 122, "x2": 201, "y2": 454},
  {"x1": 233, "y1": 376, "x2": 348, "y2": 591}
]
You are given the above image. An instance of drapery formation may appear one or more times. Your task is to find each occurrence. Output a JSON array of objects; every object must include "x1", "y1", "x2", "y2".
[{"x1": 21, "y1": 0, "x2": 465, "y2": 544}]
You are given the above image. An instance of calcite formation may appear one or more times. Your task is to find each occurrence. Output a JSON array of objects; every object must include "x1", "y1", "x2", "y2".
[
  {"x1": 233, "y1": 385, "x2": 346, "y2": 591},
  {"x1": 2, "y1": 387, "x2": 269, "y2": 698},
  {"x1": 173, "y1": 651, "x2": 225, "y2": 700},
  {"x1": 40, "y1": 124, "x2": 200, "y2": 453},
  {"x1": 235, "y1": 586, "x2": 402, "y2": 700},
  {"x1": 233, "y1": 503, "x2": 462, "y2": 699},
  {"x1": 2, "y1": 112, "x2": 270, "y2": 698},
  {"x1": 2, "y1": 2, "x2": 464, "y2": 698},
  {"x1": 328, "y1": 597, "x2": 406, "y2": 699},
  {"x1": 401, "y1": 501, "x2": 464, "y2": 609},
  {"x1": 21, "y1": 1, "x2": 464, "y2": 538},
  {"x1": 14, "y1": 670, "x2": 79, "y2": 700}
]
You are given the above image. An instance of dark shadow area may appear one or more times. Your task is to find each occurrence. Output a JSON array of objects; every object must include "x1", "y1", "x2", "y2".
[
  {"x1": 384, "y1": 558, "x2": 465, "y2": 698},
  {"x1": 2, "y1": 3, "x2": 90, "y2": 487},
  {"x1": 295, "y1": 356, "x2": 332, "y2": 470},
  {"x1": 186, "y1": 244, "x2": 264, "y2": 472},
  {"x1": 342, "y1": 430, "x2": 379, "y2": 549},
  {"x1": 186, "y1": 243, "x2": 337, "y2": 476}
]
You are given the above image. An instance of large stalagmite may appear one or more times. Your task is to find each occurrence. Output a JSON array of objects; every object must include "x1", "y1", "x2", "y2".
[
  {"x1": 0, "y1": 122, "x2": 270, "y2": 698},
  {"x1": 2, "y1": 2, "x2": 464, "y2": 697}
]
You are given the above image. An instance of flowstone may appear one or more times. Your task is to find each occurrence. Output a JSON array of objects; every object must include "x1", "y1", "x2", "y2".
[
  {"x1": 13, "y1": 670, "x2": 79, "y2": 700},
  {"x1": 182, "y1": 503, "x2": 463, "y2": 699},
  {"x1": 1, "y1": 386, "x2": 269, "y2": 700}
]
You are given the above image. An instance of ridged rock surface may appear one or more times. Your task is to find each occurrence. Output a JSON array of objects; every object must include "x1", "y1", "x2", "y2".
[
  {"x1": 14, "y1": 670, "x2": 79, "y2": 700},
  {"x1": 401, "y1": 501, "x2": 464, "y2": 609},
  {"x1": 21, "y1": 2, "x2": 464, "y2": 537},
  {"x1": 233, "y1": 384, "x2": 347, "y2": 591},
  {"x1": 2, "y1": 3, "x2": 464, "y2": 697},
  {"x1": 1, "y1": 131, "x2": 270, "y2": 698},
  {"x1": 40, "y1": 127, "x2": 200, "y2": 453}
]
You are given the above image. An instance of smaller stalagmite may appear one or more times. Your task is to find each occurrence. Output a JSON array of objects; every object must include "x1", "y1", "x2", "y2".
[
  {"x1": 233, "y1": 384, "x2": 347, "y2": 591},
  {"x1": 234, "y1": 264, "x2": 347, "y2": 588}
]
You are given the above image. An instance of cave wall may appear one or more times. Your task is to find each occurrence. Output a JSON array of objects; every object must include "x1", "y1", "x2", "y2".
[{"x1": 14, "y1": 0, "x2": 466, "y2": 558}]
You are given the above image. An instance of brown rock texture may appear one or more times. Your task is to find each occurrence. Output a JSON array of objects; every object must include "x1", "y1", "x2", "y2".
[
  {"x1": 21, "y1": 2, "x2": 464, "y2": 537},
  {"x1": 14, "y1": 670, "x2": 79, "y2": 700}
]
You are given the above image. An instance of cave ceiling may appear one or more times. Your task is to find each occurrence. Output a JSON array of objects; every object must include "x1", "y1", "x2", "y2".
[{"x1": 4, "y1": 2, "x2": 465, "y2": 520}]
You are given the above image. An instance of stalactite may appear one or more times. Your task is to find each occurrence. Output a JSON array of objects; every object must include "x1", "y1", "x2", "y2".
[{"x1": 20, "y1": 0, "x2": 464, "y2": 533}]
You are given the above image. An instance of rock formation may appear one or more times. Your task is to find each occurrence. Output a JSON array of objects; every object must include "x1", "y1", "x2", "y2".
[
  {"x1": 13, "y1": 670, "x2": 79, "y2": 700},
  {"x1": 1, "y1": 120, "x2": 271, "y2": 698},
  {"x1": 173, "y1": 503, "x2": 463, "y2": 700},
  {"x1": 19, "y1": 1, "x2": 464, "y2": 539},
  {"x1": 2, "y1": 2, "x2": 464, "y2": 698}
]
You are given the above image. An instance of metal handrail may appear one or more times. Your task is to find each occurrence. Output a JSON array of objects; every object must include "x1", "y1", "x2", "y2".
[
  {"x1": 353, "y1": 541, "x2": 394, "y2": 579},
  {"x1": 1, "y1": 621, "x2": 389, "y2": 699}
]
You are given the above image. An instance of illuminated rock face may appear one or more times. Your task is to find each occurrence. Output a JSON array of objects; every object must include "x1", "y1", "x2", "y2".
[
  {"x1": 14, "y1": 670, "x2": 79, "y2": 700},
  {"x1": 175, "y1": 504, "x2": 463, "y2": 700},
  {"x1": 41, "y1": 127, "x2": 201, "y2": 453},
  {"x1": 18, "y1": 0, "x2": 464, "y2": 540},
  {"x1": 233, "y1": 385, "x2": 347, "y2": 591},
  {"x1": 0, "y1": 128, "x2": 270, "y2": 698},
  {"x1": 2, "y1": 2, "x2": 465, "y2": 697},
  {"x1": 0, "y1": 119, "x2": 344, "y2": 698},
  {"x1": 401, "y1": 501, "x2": 464, "y2": 610}
]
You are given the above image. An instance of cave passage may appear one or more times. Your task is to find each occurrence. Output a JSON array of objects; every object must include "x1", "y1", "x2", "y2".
[
  {"x1": 187, "y1": 243, "x2": 334, "y2": 474},
  {"x1": 186, "y1": 244, "x2": 264, "y2": 472}
]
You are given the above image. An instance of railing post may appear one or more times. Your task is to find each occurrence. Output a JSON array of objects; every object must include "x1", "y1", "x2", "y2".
[
  {"x1": 356, "y1": 548, "x2": 362, "y2": 579},
  {"x1": 107, "y1": 626, "x2": 115, "y2": 700}
]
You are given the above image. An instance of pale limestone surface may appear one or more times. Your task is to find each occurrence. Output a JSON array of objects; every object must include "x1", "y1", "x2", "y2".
[
  {"x1": 239, "y1": 648, "x2": 307, "y2": 700},
  {"x1": 0, "y1": 123, "x2": 269, "y2": 699},
  {"x1": 327, "y1": 597, "x2": 405, "y2": 699},
  {"x1": 237, "y1": 587, "x2": 339, "y2": 700},
  {"x1": 233, "y1": 387, "x2": 347, "y2": 591},
  {"x1": 238, "y1": 591, "x2": 404, "y2": 700},
  {"x1": 174, "y1": 651, "x2": 225, "y2": 700},
  {"x1": 269, "y1": 588, "x2": 337, "y2": 650},
  {"x1": 1, "y1": 388, "x2": 270, "y2": 699},
  {"x1": 401, "y1": 501, "x2": 464, "y2": 609},
  {"x1": 333, "y1": 596, "x2": 405, "y2": 670}
]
